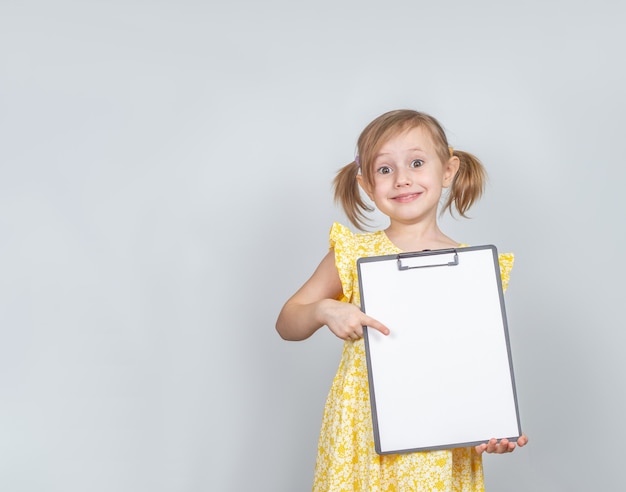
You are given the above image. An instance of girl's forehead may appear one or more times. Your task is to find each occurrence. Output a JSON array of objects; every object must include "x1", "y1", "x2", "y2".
[{"x1": 376, "y1": 125, "x2": 437, "y2": 154}]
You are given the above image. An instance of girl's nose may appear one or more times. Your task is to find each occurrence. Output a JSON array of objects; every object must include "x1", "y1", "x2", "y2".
[{"x1": 395, "y1": 170, "x2": 411, "y2": 187}]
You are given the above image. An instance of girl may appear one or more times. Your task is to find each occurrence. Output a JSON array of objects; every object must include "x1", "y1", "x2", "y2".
[{"x1": 276, "y1": 109, "x2": 527, "y2": 491}]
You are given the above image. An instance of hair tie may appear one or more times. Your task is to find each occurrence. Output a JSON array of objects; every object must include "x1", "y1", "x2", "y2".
[
  {"x1": 355, "y1": 155, "x2": 360, "y2": 167},
  {"x1": 448, "y1": 146, "x2": 454, "y2": 157}
]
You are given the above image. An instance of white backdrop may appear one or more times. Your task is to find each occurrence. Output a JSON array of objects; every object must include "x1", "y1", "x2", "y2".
[{"x1": 1, "y1": 1, "x2": 625, "y2": 491}]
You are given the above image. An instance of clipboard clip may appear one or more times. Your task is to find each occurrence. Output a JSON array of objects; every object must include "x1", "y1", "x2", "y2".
[{"x1": 397, "y1": 249, "x2": 459, "y2": 271}]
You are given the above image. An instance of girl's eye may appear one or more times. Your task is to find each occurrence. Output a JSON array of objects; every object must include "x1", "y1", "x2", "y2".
[
  {"x1": 377, "y1": 166, "x2": 393, "y2": 175},
  {"x1": 410, "y1": 159, "x2": 424, "y2": 168}
]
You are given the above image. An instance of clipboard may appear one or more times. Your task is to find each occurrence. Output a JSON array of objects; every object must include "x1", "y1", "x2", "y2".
[{"x1": 357, "y1": 245, "x2": 521, "y2": 455}]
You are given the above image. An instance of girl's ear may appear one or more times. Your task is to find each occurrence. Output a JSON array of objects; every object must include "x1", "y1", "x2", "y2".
[
  {"x1": 442, "y1": 156, "x2": 460, "y2": 188},
  {"x1": 356, "y1": 174, "x2": 375, "y2": 201}
]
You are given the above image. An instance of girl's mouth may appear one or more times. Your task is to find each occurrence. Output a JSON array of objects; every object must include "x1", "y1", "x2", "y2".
[{"x1": 392, "y1": 193, "x2": 421, "y2": 203}]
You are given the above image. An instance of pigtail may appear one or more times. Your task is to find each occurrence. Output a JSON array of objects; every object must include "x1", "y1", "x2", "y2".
[
  {"x1": 333, "y1": 161, "x2": 373, "y2": 230},
  {"x1": 443, "y1": 149, "x2": 487, "y2": 217}
]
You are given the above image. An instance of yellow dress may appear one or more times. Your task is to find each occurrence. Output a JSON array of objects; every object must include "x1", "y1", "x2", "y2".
[{"x1": 312, "y1": 223, "x2": 514, "y2": 492}]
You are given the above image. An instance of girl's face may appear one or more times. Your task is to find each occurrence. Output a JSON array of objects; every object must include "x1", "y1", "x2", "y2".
[{"x1": 357, "y1": 125, "x2": 459, "y2": 226}]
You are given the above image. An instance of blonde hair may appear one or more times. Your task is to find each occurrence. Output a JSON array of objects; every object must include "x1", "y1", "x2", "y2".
[{"x1": 333, "y1": 109, "x2": 487, "y2": 230}]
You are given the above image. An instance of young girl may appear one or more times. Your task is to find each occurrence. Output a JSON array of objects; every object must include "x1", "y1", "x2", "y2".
[{"x1": 276, "y1": 109, "x2": 528, "y2": 491}]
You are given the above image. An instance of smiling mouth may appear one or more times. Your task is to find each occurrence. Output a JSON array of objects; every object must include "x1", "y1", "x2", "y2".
[{"x1": 392, "y1": 193, "x2": 421, "y2": 203}]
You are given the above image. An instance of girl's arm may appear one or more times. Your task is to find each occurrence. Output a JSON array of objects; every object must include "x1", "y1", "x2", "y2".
[{"x1": 276, "y1": 250, "x2": 390, "y2": 341}]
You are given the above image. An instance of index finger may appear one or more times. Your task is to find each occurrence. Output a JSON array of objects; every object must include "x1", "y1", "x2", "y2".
[{"x1": 362, "y1": 315, "x2": 390, "y2": 336}]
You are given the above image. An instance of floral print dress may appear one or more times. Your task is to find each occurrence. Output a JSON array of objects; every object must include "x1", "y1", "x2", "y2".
[{"x1": 312, "y1": 223, "x2": 514, "y2": 492}]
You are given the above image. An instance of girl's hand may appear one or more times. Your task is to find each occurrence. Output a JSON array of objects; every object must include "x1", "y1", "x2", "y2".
[
  {"x1": 276, "y1": 250, "x2": 390, "y2": 341},
  {"x1": 318, "y1": 299, "x2": 390, "y2": 341},
  {"x1": 475, "y1": 433, "x2": 528, "y2": 454}
]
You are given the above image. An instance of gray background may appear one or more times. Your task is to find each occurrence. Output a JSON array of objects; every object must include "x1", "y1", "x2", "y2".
[{"x1": 1, "y1": 1, "x2": 624, "y2": 491}]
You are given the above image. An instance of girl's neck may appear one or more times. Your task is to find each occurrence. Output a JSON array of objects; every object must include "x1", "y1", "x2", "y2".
[{"x1": 384, "y1": 220, "x2": 458, "y2": 252}]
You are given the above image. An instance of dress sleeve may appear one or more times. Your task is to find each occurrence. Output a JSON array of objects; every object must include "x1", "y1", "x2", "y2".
[
  {"x1": 329, "y1": 222, "x2": 355, "y2": 303},
  {"x1": 498, "y1": 253, "x2": 514, "y2": 293}
]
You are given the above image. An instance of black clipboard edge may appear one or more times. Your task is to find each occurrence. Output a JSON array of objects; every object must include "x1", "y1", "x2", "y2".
[
  {"x1": 371, "y1": 435, "x2": 524, "y2": 456},
  {"x1": 489, "y1": 247, "x2": 524, "y2": 446},
  {"x1": 357, "y1": 245, "x2": 523, "y2": 455}
]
